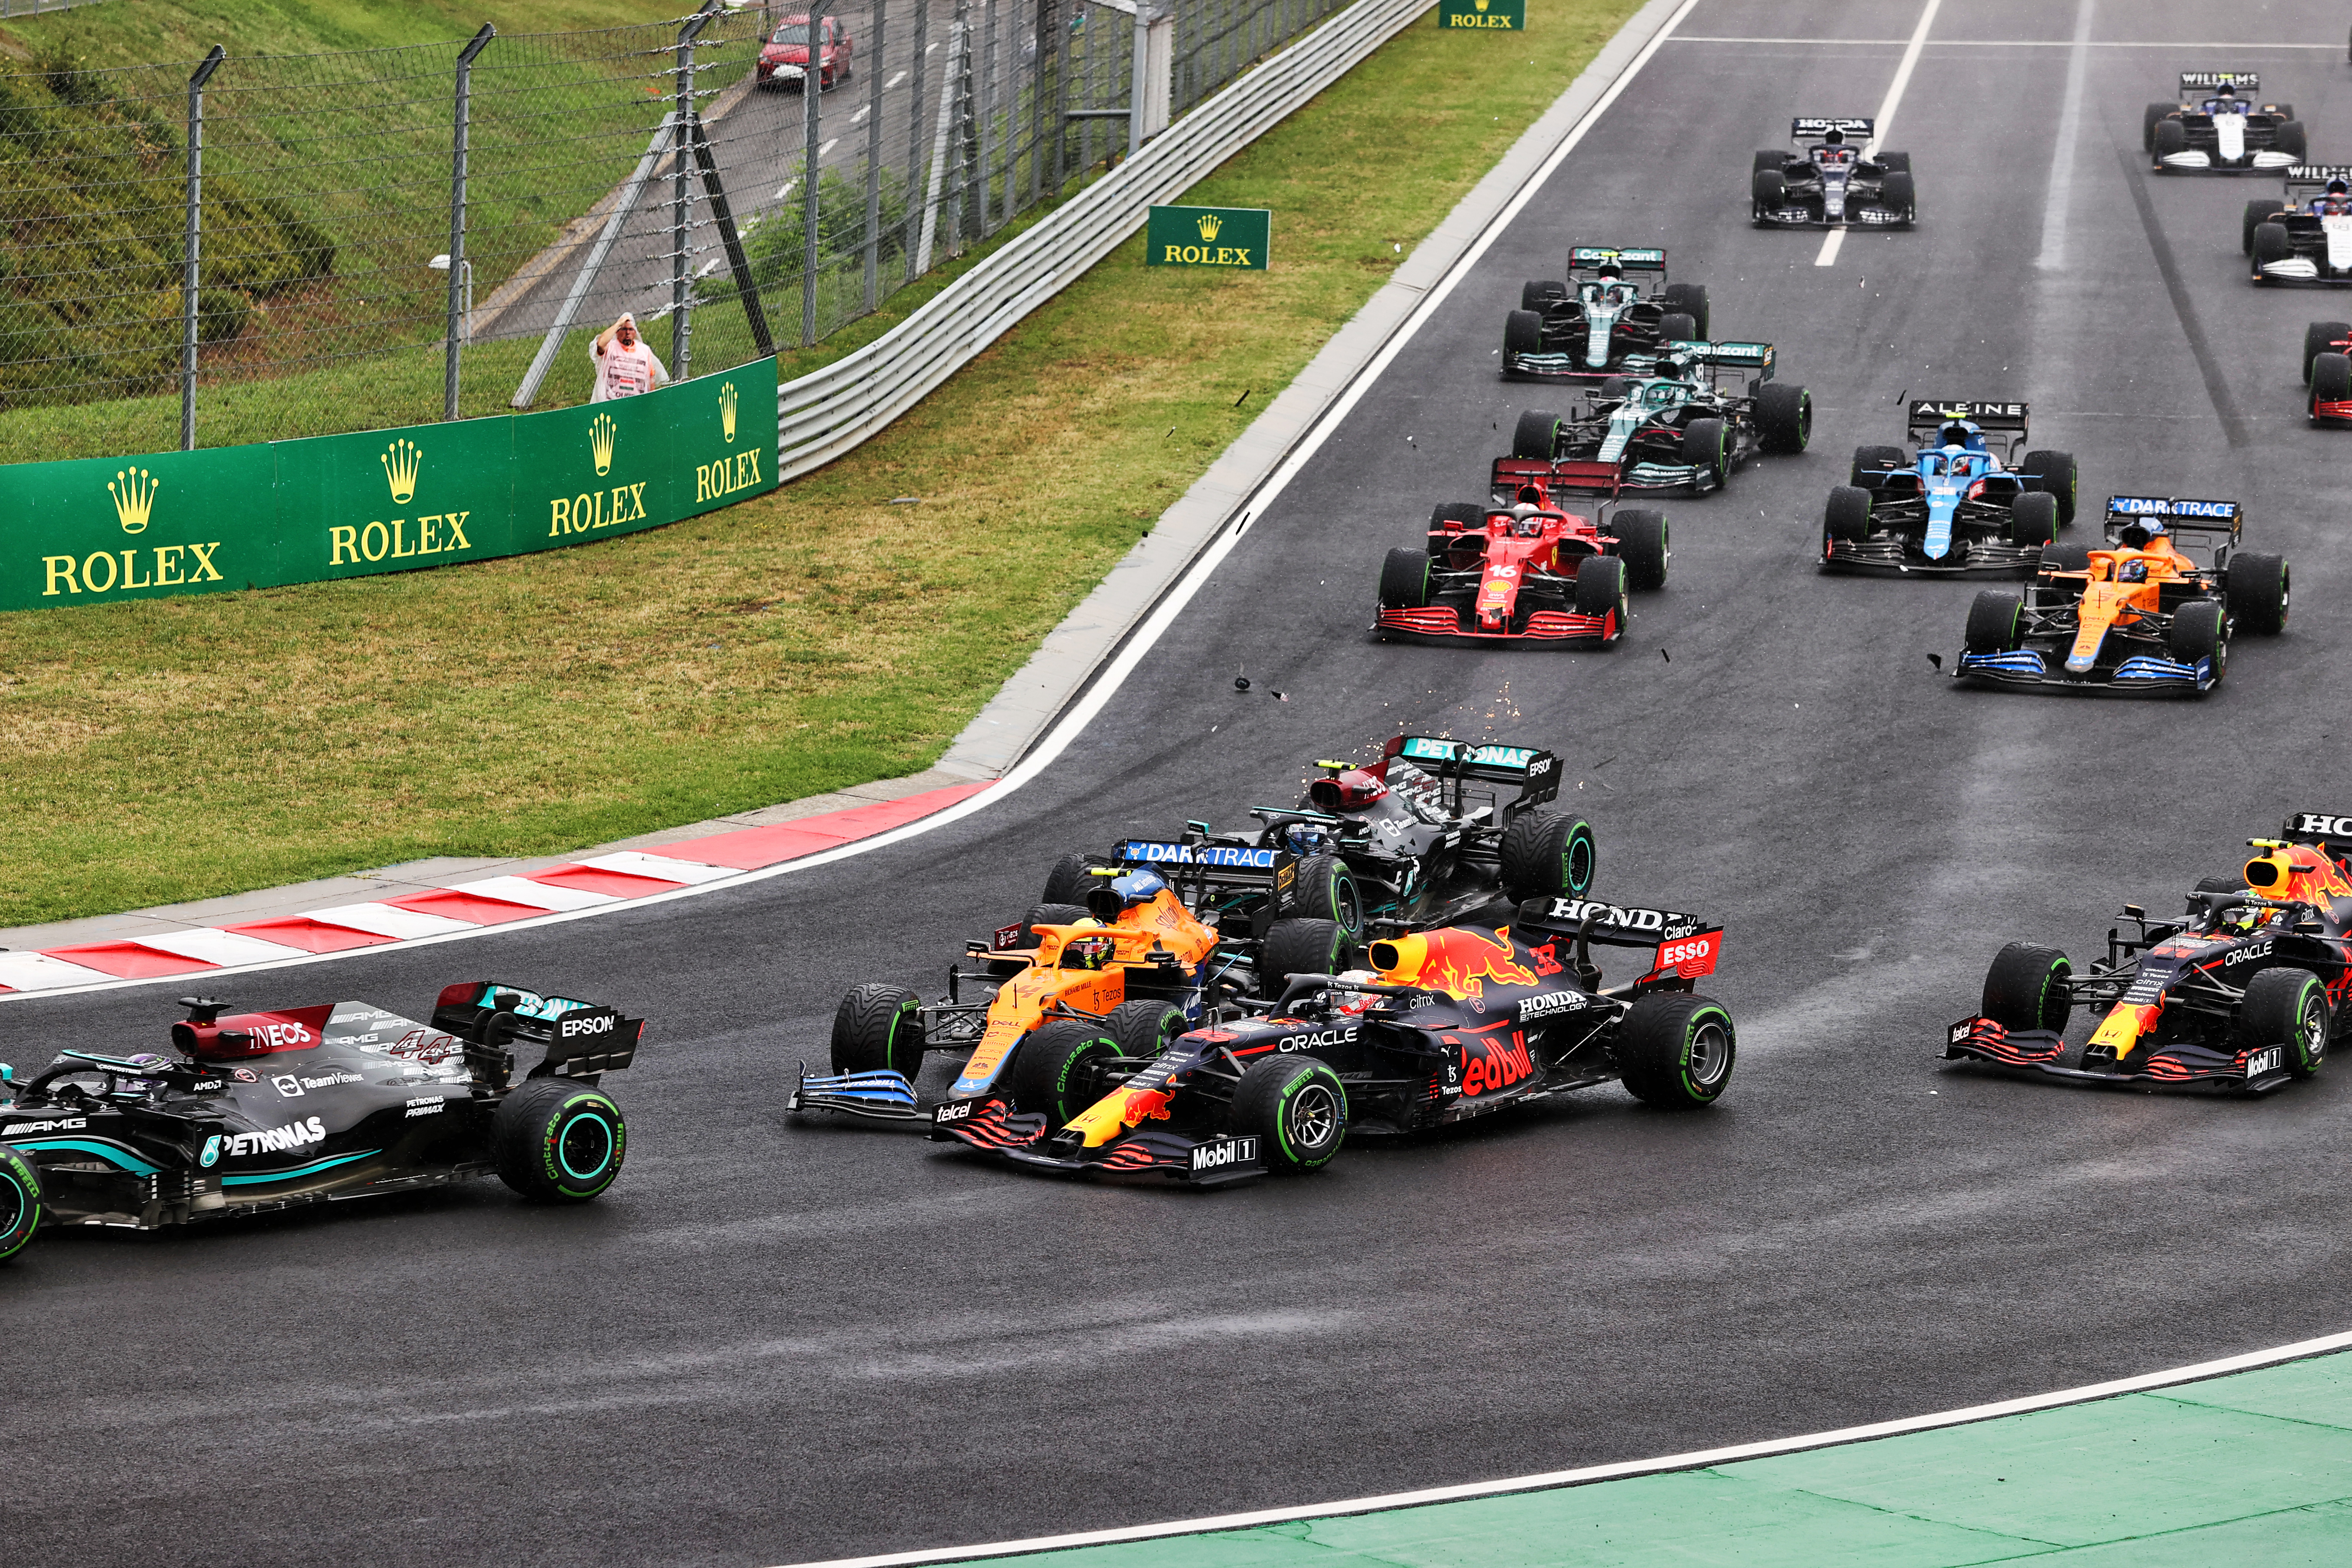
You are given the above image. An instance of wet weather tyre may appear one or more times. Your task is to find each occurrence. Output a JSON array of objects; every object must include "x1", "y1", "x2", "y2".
[
  {"x1": 1106, "y1": 998, "x2": 1187, "y2": 1060},
  {"x1": 2225, "y1": 551, "x2": 2288, "y2": 634},
  {"x1": 1824, "y1": 485, "x2": 1871, "y2": 543},
  {"x1": 2144, "y1": 102, "x2": 2173, "y2": 151},
  {"x1": 2021, "y1": 450, "x2": 2077, "y2": 523},
  {"x1": 2311, "y1": 352, "x2": 2352, "y2": 413},
  {"x1": 1876, "y1": 150, "x2": 1911, "y2": 174},
  {"x1": 1656, "y1": 311, "x2": 1698, "y2": 346},
  {"x1": 1009, "y1": 1019, "x2": 1121, "y2": 1124},
  {"x1": 1379, "y1": 548, "x2": 1430, "y2": 609},
  {"x1": 1880, "y1": 170, "x2": 1916, "y2": 221},
  {"x1": 2154, "y1": 119, "x2": 2187, "y2": 159},
  {"x1": 1851, "y1": 444, "x2": 1908, "y2": 486},
  {"x1": 1430, "y1": 500, "x2": 1486, "y2": 531},
  {"x1": 1499, "y1": 809, "x2": 1597, "y2": 904},
  {"x1": 1981, "y1": 942, "x2": 2072, "y2": 1033},
  {"x1": 0, "y1": 1145, "x2": 40, "y2": 1263},
  {"x1": 1752, "y1": 150, "x2": 1784, "y2": 175},
  {"x1": 2237, "y1": 967, "x2": 2328, "y2": 1078},
  {"x1": 1599, "y1": 376, "x2": 1634, "y2": 400},
  {"x1": 2302, "y1": 322, "x2": 2348, "y2": 383},
  {"x1": 831, "y1": 983, "x2": 928, "y2": 1076},
  {"x1": 1017, "y1": 903, "x2": 1088, "y2": 946},
  {"x1": 1964, "y1": 591, "x2": 2023, "y2": 653},
  {"x1": 494, "y1": 1079, "x2": 628, "y2": 1203},
  {"x1": 2196, "y1": 873, "x2": 2249, "y2": 896},
  {"x1": 1231, "y1": 1056, "x2": 1348, "y2": 1174},
  {"x1": 1574, "y1": 554, "x2": 1628, "y2": 634},
  {"x1": 2009, "y1": 491, "x2": 2059, "y2": 548},
  {"x1": 1520, "y1": 279, "x2": 1567, "y2": 310},
  {"x1": 1041, "y1": 852, "x2": 1091, "y2": 906},
  {"x1": 2248, "y1": 200, "x2": 2288, "y2": 254},
  {"x1": 2253, "y1": 222, "x2": 2291, "y2": 270},
  {"x1": 1681, "y1": 417, "x2": 1729, "y2": 483},
  {"x1": 1660, "y1": 282, "x2": 1710, "y2": 337},
  {"x1": 2040, "y1": 542, "x2": 2092, "y2": 583},
  {"x1": 1756, "y1": 382, "x2": 1812, "y2": 453},
  {"x1": 1292, "y1": 852, "x2": 1365, "y2": 937},
  {"x1": 2277, "y1": 121, "x2": 2308, "y2": 159},
  {"x1": 2168, "y1": 599, "x2": 2226, "y2": 672},
  {"x1": 1512, "y1": 409, "x2": 1561, "y2": 460},
  {"x1": 1262, "y1": 918, "x2": 1353, "y2": 987},
  {"x1": 1504, "y1": 309, "x2": 1544, "y2": 355},
  {"x1": 1610, "y1": 507, "x2": 1668, "y2": 588},
  {"x1": 1752, "y1": 167, "x2": 1786, "y2": 214},
  {"x1": 1616, "y1": 993, "x2": 1736, "y2": 1108}
]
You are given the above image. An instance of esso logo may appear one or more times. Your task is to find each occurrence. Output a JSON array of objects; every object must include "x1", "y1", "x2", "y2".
[{"x1": 1654, "y1": 934, "x2": 1720, "y2": 978}]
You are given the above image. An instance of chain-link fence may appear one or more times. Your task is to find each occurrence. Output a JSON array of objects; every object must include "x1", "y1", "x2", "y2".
[{"x1": 0, "y1": 0, "x2": 1352, "y2": 465}]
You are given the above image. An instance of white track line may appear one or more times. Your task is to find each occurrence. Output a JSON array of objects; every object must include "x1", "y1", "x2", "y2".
[
  {"x1": 2034, "y1": 0, "x2": 2096, "y2": 272},
  {"x1": 1815, "y1": 0, "x2": 1940, "y2": 268},
  {"x1": 0, "y1": 0, "x2": 1700, "y2": 1006},
  {"x1": 778, "y1": 1326, "x2": 2352, "y2": 1568},
  {"x1": 1677, "y1": 36, "x2": 2337, "y2": 49}
]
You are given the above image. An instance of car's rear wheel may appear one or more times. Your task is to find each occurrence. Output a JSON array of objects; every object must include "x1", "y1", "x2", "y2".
[
  {"x1": 1574, "y1": 553, "x2": 1628, "y2": 635},
  {"x1": 2040, "y1": 542, "x2": 2092, "y2": 588},
  {"x1": 2168, "y1": 599, "x2": 2226, "y2": 674},
  {"x1": 0, "y1": 1145, "x2": 41, "y2": 1264},
  {"x1": 1755, "y1": 382, "x2": 1811, "y2": 453},
  {"x1": 1041, "y1": 852, "x2": 1091, "y2": 906},
  {"x1": 1512, "y1": 409, "x2": 1561, "y2": 460},
  {"x1": 2154, "y1": 118, "x2": 2187, "y2": 159},
  {"x1": 1231, "y1": 1056, "x2": 1348, "y2": 1174},
  {"x1": 2225, "y1": 550, "x2": 2289, "y2": 634},
  {"x1": 1982, "y1": 942, "x2": 2072, "y2": 1033},
  {"x1": 2021, "y1": 449, "x2": 2077, "y2": 523},
  {"x1": 1608, "y1": 507, "x2": 1668, "y2": 588},
  {"x1": 1876, "y1": 151, "x2": 1911, "y2": 174},
  {"x1": 1681, "y1": 417, "x2": 1729, "y2": 482},
  {"x1": 1017, "y1": 903, "x2": 1087, "y2": 946},
  {"x1": 2144, "y1": 102, "x2": 2174, "y2": 151},
  {"x1": 1504, "y1": 309, "x2": 1543, "y2": 356},
  {"x1": 1656, "y1": 311, "x2": 1697, "y2": 346},
  {"x1": 1262, "y1": 917, "x2": 1354, "y2": 989},
  {"x1": 1850, "y1": 444, "x2": 1908, "y2": 486},
  {"x1": 1430, "y1": 500, "x2": 1486, "y2": 531},
  {"x1": 1617, "y1": 993, "x2": 1736, "y2": 1108},
  {"x1": 2238, "y1": 967, "x2": 2328, "y2": 1078},
  {"x1": 2303, "y1": 322, "x2": 2350, "y2": 384},
  {"x1": 1660, "y1": 282, "x2": 1710, "y2": 337},
  {"x1": 1499, "y1": 808, "x2": 1597, "y2": 905},
  {"x1": 2277, "y1": 120, "x2": 2308, "y2": 159},
  {"x1": 1521, "y1": 279, "x2": 1567, "y2": 310},
  {"x1": 1824, "y1": 484, "x2": 1872, "y2": 543},
  {"x1": 1106, "y1": 998, "x2": 1187, "y2": 1060},
  {"x1": 1010, "y1": 1018, "x2": 1120, "y2": 1124},
  {"x1": 2253, "y1": 221, "x2": 2291, "y2": 271},
  {"x1": 2008, "y1": 490, "x2": 2058, "y2": 547},
  {"x1": 1964, "y1": 591, "x2": 2022, "y2": 653},
  {"x1": 1379, "y1": 547, "x2": 1430, "y2": 609},
  {"x1": 493, "y1": 1078, "x2": 628, "y2": 1203},
  {"x1": 1291, "y1": 852, "x2": 1364, "y2": 937},
  {"x1": 832, "y1": 983, "x2": 928, "y2": 1077}
]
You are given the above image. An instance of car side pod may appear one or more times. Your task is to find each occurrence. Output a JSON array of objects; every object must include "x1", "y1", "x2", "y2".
[{"x1": 789, "y1": 1063, "x2": 921, "y2": 1121}]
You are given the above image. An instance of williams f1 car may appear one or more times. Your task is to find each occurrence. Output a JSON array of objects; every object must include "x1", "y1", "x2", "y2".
[
  {"x1": 1822, "y1": 400, "x2": 2078, "y2": 576},
  {"x1": 1375, "y1": 491, "x2": 1667, "y2": 644},
  {"x1": 929, "y1": 894, "x2": 1734, "y2": 1185},
  {"x1": 2245, "y1": 166, "x2": 2352, "y2": 282},
  {"x1": 0, "y1": 983, "x2": 641, "y2": 1268},
  {"x1": 1494, "y1": 341, "x2": 1810, "y2": 499},
  {"x1": 1753, "y1": 118, "x2": 1914, "y2": 228},
  {"x1": 1502, "y1": 246, "x2": 1713, "y2": 384},
  {"x1": 2147, "y1": 72, "x2": 2303, "y2": 173},
  {"x1": 1946, "y1": 496, "x2": 2287, "y2": 695},
  {"x1": 1946, "y1": 814, "x2": 2352, "y2": 1092}
]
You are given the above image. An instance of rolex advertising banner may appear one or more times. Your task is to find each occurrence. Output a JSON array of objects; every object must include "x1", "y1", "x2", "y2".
[
  {"x1": 0, "y1": 358, "x2": 776, "y2": 613},
  {"x1": 1438, "y1": 0, "x2": 1526, "y2": 28},
  {"x1": 1144, "y1": 205, "x2": 1272, "y2": 270}
]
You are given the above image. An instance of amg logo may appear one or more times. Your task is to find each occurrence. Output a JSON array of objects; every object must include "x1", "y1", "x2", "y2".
[
  {"x1": 560, "y1": 1014, "x2": 617, "y2": 1039},
  {"x1": 220, "y1": 1116, "x2": 327, "y2": 1158},
  {"x1": 1518, "y1": 990, "x2": 1590, "y2": 1021},
  {"x1": 1190, "y1": 1136, "x2": 1258, "y2": 1172},
  {"x1": 2, "y1": 1116, "x2": 89, "y2": 1135}
]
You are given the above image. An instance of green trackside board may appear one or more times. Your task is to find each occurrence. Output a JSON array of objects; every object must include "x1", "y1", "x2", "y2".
[{"x1": 1145, "y1": 206, "x2": 1271, "y2": 270}]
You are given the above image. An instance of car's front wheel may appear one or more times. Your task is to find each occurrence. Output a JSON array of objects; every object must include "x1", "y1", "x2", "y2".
[
  {"x1": 1981, "y1": 941, "x2": 2072, "y2": 1033},
  {"x1": 1231, "y1": 1056, "x2": 1348, "y2": 1174},
  {"x1": 2238, "y1": 967, "x2": 2329, "y2": 1078},
  {"x1": 0, "y1": 1144, "x2": 41, "y2": 1264}
]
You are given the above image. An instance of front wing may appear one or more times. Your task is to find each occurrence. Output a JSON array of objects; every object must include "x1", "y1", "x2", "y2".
[
  {"x1": 927, "y1": 1095, "x2": 1267, "y2": 1185},
  {"x1": 1949, "y1": 645, "x2": 2218, "y2": 695},
  {"x1": 1375, "y1": 605, "x2": 1619, "y2": 645},
  {"x1": 789, "y1": 1064, "x2": 922, "y2": 1121},
  {"x1": 1823, "y1": 535, "x2": 2041, "y2": 577},
  {"x1": 1944, "y1": 1017, "x2": 2294, "y2": 1092}
]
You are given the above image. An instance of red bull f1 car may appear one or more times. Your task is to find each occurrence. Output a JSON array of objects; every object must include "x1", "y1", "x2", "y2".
[
  {"x1": 1946, "y1": 814, "x2": 2352, "y2": 1092},
  {"x1": 1753, "y1": 117, "x2": 1914, "y2": 228},
  {"x1": 2147, "y1": 72, "x2": 2303, "y2": 173},
  {"x1": 929, "y1": 894, "x2": 1734, "y2": 1185},
  {"x1": 0, "y1": 983, "x2": 641, "y2": 1270},
  {"x1": 1946, "y1": 496, "x2": 2288, "y2": 695},
  {"x1": 1823, "y1": 400, "x2": 2078, "y2": 576},
  {"x1": 1493, "y1": 341, "x2": 1810, "y2": 500},
  {"x1": 1375, "y1": 493, "x2": 1666, "y2": 645},
  {"x1": 1501, "y1": 246, "x2": 1713, "y2": 384}
]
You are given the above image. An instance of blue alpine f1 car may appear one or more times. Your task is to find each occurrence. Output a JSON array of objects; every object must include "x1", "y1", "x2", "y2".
[{"x1": 1822, "y1": 400, "x2": 2079, "y2": 576}]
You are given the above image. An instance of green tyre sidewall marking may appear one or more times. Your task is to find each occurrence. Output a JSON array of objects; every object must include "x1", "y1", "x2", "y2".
[
  {"x1": 2037, "y1": 956, "x2": 2068, "y2": 1030},
  {"x1": 1563, "y1": 820, "x2": 1596, "y2": 897},
  {"x1": 1274, "y1": 1065, "x2": 1346, "y2": 1170},
  {"x1": 0, "y1": 1147, "x2": 39, "y2": 1260},
  {"x1": 888, "y1": 998, "x2": 919, "y2": 1072},
  {"x1": 540, "y1": 1090, "x2": 625, "y2": 1199},
  {"x1": 2291, "y1": 975, "x2": 2328, "y2": 1075},
  {"x1": 1678, "y1": 1004, "x2": 1736, "y2": 1102}
]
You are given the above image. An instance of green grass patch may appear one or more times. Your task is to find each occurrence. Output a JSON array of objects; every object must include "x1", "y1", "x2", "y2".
[{"x1": 0, "y1": 0, "x2": 1642, "y2": 928}]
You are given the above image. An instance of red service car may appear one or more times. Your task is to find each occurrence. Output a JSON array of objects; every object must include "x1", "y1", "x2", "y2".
[{"x1": 759, "y1": 14, "x2": 852, "y2": 91}]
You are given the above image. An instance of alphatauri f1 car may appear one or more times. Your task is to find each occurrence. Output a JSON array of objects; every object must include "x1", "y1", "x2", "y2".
[
  {"x1": 929, "y1": 894, "x2": 1734, "y2": 1185},
  {"x1": 1502, "y1": 247, "x2": 1713, "y2": 383},
  {"x1": 1753, "y1": 118, "x2": 1914, "y2": 227},
  {"x1": 1947, "y1": 496, "x2": 2288, "y2": 695},
  {"x1": 1823, "y1": 400, "x2": 2078, "y2": 576},
  {"x1": 1375, "y1": 491, "x2": 1666, "y2": 644},
  {"x1": 1947, "y1": 814, "x2": 2352, "y2": 1091},
  {"x1": 0, "y1": 984, "x2": 641, "y2": 1268},
  {"x1": 1495, "y1": 341, "x2": 1810, "y2": 499},
  {"x1": 2147, "y1": 72, "x2": 2303, "y2": 173}
]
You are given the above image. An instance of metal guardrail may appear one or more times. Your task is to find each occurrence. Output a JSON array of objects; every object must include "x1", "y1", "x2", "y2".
[{"x1": 775, "y1": 0, "x2": 1430, "y2": 479}]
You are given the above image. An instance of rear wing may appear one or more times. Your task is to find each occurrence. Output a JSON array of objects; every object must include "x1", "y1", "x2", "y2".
[
  {"x1": 2102, "y1": 495, "x2": 2242, "y2": 539},
  {"x1": 1387, "y1": 735, "x2": 1561, "y2": 805},
  {"x1": 1568, "y1": 245, "x2": 1665, "y2": 274},
  {"x1": 2281, "y1": 812, "x2": 2352, "y2": 859},
  {"x1": 1907, "y1": 399, "x2": 2028, "y2": 441},
  {"x1": 1513, "y1": 897, "x2": 1724, "y2": 981},
  {"x1": 2180, "y1": 70, "x2": 2257, "y2": 95},
  {"x1": 1115, "y1": 839, "x2": 1298, "y2": 888},
  {"x1": 430, "y1": 981, "x2": 642, "y2": 1081},
  {"x1": 2284, "y1": 164, "x2": 2352, "y2": 196},
  {"x1": 1792, "y1": 116, "x2": 1871, "y2": 141}
]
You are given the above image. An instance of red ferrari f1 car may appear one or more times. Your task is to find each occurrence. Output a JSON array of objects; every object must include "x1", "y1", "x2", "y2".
[{"x1": 1373, "y1": 490, "x2": 1667, "y2": 646}]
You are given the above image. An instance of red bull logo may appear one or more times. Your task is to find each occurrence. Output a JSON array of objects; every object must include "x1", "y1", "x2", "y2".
[
  {"x1": 1464, "y1": 1032, "x2": 1534, "y2": 1096},
  {"x1": 1371, "y1": 928, "x2": 1538, "y2": 1005}
]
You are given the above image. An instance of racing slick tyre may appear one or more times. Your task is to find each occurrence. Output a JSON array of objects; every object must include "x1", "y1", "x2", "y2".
[
  {"x1": 2248, "y1": 200, "x2": 2290, "y2": 255},
  {"x1": 1231, "y1": 1056, "x2": 1348, "y2": 1175},
  {"x1": 2277, "y1": 121, "x2": 2308, "y2": 160},
  {"x1": 2303, "y1": 322, "x2": 2349, "y2": 384},
  {"x1": 1573, "y1": 554, "x2": 1628, "y2": 635},
  {"x1": 1824, "y1": 485, "x2": 1872, "y2": 543},
  {"x1": 2153, "y1": 119, "x2": 2187, "y2": 160},
  {"x1": 1850, "y1": 444, "x2": 1908, "y2": 486},
  {"x1": 2253, "y1": 222, "x2": 2291, "y2": 273},
  {"x1": 1982, "y1": 942, "x2": 2073, "y2": 1033},
  {"x1": 1964, "y1": 591, "x2": 2023, "y2": 653},
  {"x1": 1752, "y1": 150, "x2": 1785, "y2": 175},
  {"x1": 2144, "y1": 102, "x2": 2173, "y2": 151},
  {"x1": 1262, "y1": 917, "x2": 1354, "y2": 988},
  {"x1": 2021, "y1": 450, "x2": 2078, "y2": 523},
  {"x1": 1504, "y1": 309, "x2": 1544, "y2": 356},
  {"x1": 2224, "y1": 551, "x2": 2289, "y2": 634},
  {"x1": 1512, "y1": 409, "x2": 1561, "y2": 460},
  {"x1": 1617, "y1": 993, "x2": 1736, "y2": 1109},
  {"x1": 832, "y1": 983, "x2": 929, "y2": 1077},
  {"x1": 1499, "y1": 809, "x2": 1597, "y2": 904},
  {"x1": 2008, "y1": 491, "x2": 2058, "y2": 548},
  {"x1": 2196, "y1": 873, "x2": 2249, "y2": 895},
  {"x1": 1379, "y1": 547, "x2": 1431, "y2": 609},
  {"x1": 1660, "y1": 282, "x2": 1710, "y2": 338},
  {"x1": 1657, "y1": 312, "x2": 1697, "y2": 346},
  {"x1": 2310, "y1": 352, "x2": 2352, "y2": 416},
  {"x1": 1041, "y1": 853, "x2": 1092, "y2": 906},
  {"x1": 2237, "y1": 967, "x2": 2329, "y2": 1079},
  {"x1": 0, "y1": 1144, "x2": 40, "y2": 1264},
  {"x1": 493, "y1": 1078, "x2": 628, "y2": 1203},
  {"x1": 1010, "y1": 1018, "x2": 1121, "y2": 1124},
  {"x1": 1880, "y1": 170, "x2": 1916, "y2": 223},
  {"x1": 1292, "y1": 852, "x2": 1365, "y2": 937},
  {"x1": 2168, "y1": 600, "x2": 2227, "y2": 682},
  {"x1": 1751, "y1": 167, "x2": 1786, "y2": 217},
  {"x1": 1106, "y1": 998, "x2": 1188, "y2": 1060},
  {"x1": 1519, "y1": 279, "x2": 1567, "y2": 310},
  {"x1": 1681, "y1": 417, "x2": 1730, "y2": 483},
  {"x1": 1609, "y1": 507, "x2": 1668, "y2": 589},
  {"x1": 1755, "y1": 382, "x2": 1812, "y2": 453}
]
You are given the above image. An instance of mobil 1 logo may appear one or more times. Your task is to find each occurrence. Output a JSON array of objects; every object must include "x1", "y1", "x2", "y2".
[{"x1": 1190, "y1": 1136, "x2": 1259, "y2": 1174}]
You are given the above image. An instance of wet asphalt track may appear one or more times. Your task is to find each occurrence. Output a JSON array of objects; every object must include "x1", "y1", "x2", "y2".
[{"x1": 12, "y1": 2, "x2": 2352, "y2": 1564}]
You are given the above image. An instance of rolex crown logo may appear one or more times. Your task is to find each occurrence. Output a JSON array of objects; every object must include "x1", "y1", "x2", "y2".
[
  {"x1": 1475, "y1": 0, "x2": 1490, "y2": 10},
  {"x1": 108, "y1": 467, "x2": 157, "y2": 535},
  {"x1": 1196, "y1": 212, "x2": 1223, "y2": 241},
  {"x1": 720, "y1": 380, "x2": 739, "y2": 443},
  {"x1": 380, "y1": 438, "x2": 422, "y2": 505},
  {"x1": 590, "y1": 412, "x2": 617, "y2": 477}
]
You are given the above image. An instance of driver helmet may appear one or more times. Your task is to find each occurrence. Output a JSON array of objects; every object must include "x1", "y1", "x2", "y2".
[
  {"x1": 2117, "y1": 558, "x2": 2150, "y2": 582},
  {"x1": 2329, "y1": 178, "x2": 2348, "y2": 197},
  {"x1": 1510, "y1": 504, "x2": 1545, "y2": 538},
  {"x1": 1308, "y1": 768, "x2": 1389, "y2": 813}
]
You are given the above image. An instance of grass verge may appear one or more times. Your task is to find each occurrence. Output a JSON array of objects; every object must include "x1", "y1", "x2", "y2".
[{"x1": 0, "y1": 0, "x2": 1643, "y2": 928}]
